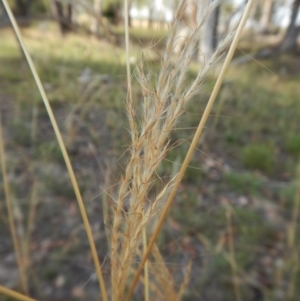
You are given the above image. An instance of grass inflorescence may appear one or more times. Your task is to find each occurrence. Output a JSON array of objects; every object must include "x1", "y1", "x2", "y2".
[{"x1": 1, "y1": 0, "x2": 254, "y2": 300}]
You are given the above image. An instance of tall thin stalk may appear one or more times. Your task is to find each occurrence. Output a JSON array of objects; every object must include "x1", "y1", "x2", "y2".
[
  {"x1": 1, "y1": 1, "x2": 108, "y2": 300},
  {"x1": 143, "y1": 230, "x2": 149, "y2": 301},
  {"x1": 0, "y1": 114, "x2": 28, "y2": 294},
  {"x1": 0, "y1": 286, "x2": 37, "y2": 301},
  {"x1": 125, "y1": 1, "x2": 256, "y2": 299}
]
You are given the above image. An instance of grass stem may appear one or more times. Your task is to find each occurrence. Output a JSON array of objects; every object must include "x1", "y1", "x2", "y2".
[
  {"x1": 0, "y1": 286, "x2": 37, "y2": 301},
  {"x1": 1, "y1": 1, "x2": 108, "y2": 300},
  {"x1": 0, "y1": 114, "x2": 28, "y2": 294}
]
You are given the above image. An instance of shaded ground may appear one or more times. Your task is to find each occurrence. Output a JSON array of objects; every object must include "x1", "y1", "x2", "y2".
[{"x1": 0, "y1": 24, "x2": 300, "y2": 301}]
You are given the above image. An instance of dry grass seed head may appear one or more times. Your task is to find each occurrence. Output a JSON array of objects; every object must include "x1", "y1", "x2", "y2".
[{"x1": 110, "y1": 1, "x2": 239, "y2": 299}]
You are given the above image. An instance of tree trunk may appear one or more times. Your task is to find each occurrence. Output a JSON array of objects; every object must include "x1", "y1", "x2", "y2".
[
  {"x1": 128, "y1": 1, "x2": 132, "y2": 27},
  {"x1": 212, "y1": 5, "x2": 220, "y2": 50},
  {"x1": 0, "y1": 1, "x2": 8, "y2": 25},
  {"x1": 173, "y1": 0, "x2": 197, "y2": 53},
  {"x1": 67, "y1": 4, "x2": 72, "y2": 24},
  {"x1": 148, "y1": 2, "x2": 154, "y2": 29},
  {"x1": 222, "y1": 0, "x2": 246, "y2": 37},
  {"x1": 15, "y1": 0, "x2": 29, "y2": 17},
  {"x1": 279, "y1": 0, "x2": 300, "y2": 52},
  {"x1": 199, "y1": 3, "x2": 220, "y2": 62},
  {"x1": 91, "y1": 0, "x2": 101, "y2": 35},
  {"x1": 259, "y1": 0, "x2": 273, "y2": 34},
  {"x1": 113, "y1": 4, "x2": 122, "y2": 25},
  {"x1": 1, "y1": 0, "x2": 32, "y2": 27},
  {"x1": 52, "y1": 1, "x2": 73, "y2": 34},
  {"x1": 53, "y1": 1, "x2": 65, "y2": 32}
]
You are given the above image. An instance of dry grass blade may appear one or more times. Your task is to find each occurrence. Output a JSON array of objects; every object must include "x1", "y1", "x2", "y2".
[
  {"x1": 150, "y1": 245, "x2": 191, "y2": 301},
  {"x1": 0, "y1": 114, "x2": 28, "y2": 294},
  {"x1": 124, "y1": 1, "x2": 256, "y2": 299},
  {"x1": 1, "y1": 1, "x2": 108, "y2": 300},
  {"x1": 0, "y1": 286, "x2": 37, "y2": 301}
]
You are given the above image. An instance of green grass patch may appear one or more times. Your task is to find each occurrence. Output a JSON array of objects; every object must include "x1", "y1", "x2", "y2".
[
  {"x1": 37, "y1": 141, "x2": 64, "y2": 163},
  {"x1": 286, "y1": 135, "x2": 300, "y2": 156},
  {"x1": 224, "y1": 171, "x2": 263, "y2": 195},
  {"x1": 241, "y1": 144, "x2": 276, "y2": 174}
]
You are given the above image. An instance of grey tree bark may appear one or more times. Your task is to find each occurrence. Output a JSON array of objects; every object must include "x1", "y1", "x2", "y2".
[
  {"x1": 259, "y1": 0, "x2": 273, "y2": 34},
  {"x1": 279, "y1": 0, "x2": 300, "y2": 52},
  {"x1": 128, "y1": 0, "x2": 132, "y2": 27},
  {"x1": 15, "y1": 0, "x2": 30, "y2": 17},
  {"x1": 91, "y1": 0, "x2": 101, "y2": 35},
  {"x1": 0, "y1": 1, "x2": 8, "y2": 26},
  {"x1": 173, "y1": 0, "x2": 197, "y2": 53},
  {"x1": 52, "y1": 0, "x2": 73, "y2": 34},
  {"x1": 0, "y1": 0, "x2": 31, "y2": 27},
  {"x1": 148, "y1": 1, "x2": 154, "y2": 28},
  {"x1": 199, "y1": 3, "x2": 220, "y2": 62}
]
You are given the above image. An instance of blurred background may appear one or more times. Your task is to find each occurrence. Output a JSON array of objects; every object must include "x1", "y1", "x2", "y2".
[{"x1": 1, "y1": 0, "x2": 300, "y2": 300}]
